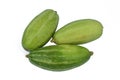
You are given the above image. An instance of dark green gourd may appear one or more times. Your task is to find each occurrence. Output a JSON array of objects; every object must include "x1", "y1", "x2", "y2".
[{"x1": 26, "y1": 45, "x2": 93, "y2": 71}]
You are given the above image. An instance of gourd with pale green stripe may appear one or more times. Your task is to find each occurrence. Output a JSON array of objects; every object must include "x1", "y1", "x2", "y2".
[
  {"x1": 22, "y1": 9, "x2": 59, "y2": 51},
  {"x1": 52, "y1": 19, "x2": 103, "y2": 44},
  {"x1": 26, "y1": 45, "x2": 93, "y2": 71}
]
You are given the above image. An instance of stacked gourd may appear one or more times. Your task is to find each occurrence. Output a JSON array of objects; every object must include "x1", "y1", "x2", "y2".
[{"x1": 22, "y1": 9, "x2": 103, "y2": 71}]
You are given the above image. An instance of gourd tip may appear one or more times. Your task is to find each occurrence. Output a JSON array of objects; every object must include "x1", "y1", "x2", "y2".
[
  {"x1": 51, "y1": 38, "x2": 54, "y2": 43},
  {"x1": 26, "y1": 54, "x2": 29, "y2": 58},
  {"x1": 90, "y1": 51, "x2": 93, "y2": 56}
]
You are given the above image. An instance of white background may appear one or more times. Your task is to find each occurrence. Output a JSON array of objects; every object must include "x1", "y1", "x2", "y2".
[{"x1": 0, "y1": 0, "x2": 120, "y2": 80}]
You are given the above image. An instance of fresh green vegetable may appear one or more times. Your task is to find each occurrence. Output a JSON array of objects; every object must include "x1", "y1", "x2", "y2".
[
  {"x1": 22, "y1": 9, "x2": 59, "y2": 51},
  {"x1": 52, "y1": 19, "x2": 103, "y2": 44},
  {"x1": 26, "y1": 45, "x2": 93, "y2": 71}
]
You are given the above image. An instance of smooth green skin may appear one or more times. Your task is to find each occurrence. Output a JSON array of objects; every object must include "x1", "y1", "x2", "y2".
[
  {"x1": 52, "y1": 19, "x2": 103, "y2": 45},
  {"x1": 22, "y1": 9, "x2": 59, "y2": 51},
  {"x1": 27, "y1": 45, "x2": 92, "y2": 71}
]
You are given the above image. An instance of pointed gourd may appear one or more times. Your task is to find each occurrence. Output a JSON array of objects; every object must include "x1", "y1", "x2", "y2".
[
  {"x1": 22, "y1": 9, "x2": 59, "y2": 51},
  {"x1": 52, "y1": 19, "x2": 103, "y2": 45},
  {"x1": 26, "y1": 45, "x2": 93, "y2": 71}
]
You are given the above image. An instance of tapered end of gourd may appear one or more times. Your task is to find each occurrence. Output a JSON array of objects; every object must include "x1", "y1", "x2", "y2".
[
  {"x1": 51, "y1": 38, "x2": 57, "y2": 44},
  {"x1": 89, "y1": 51, "x2": 93, "y2": 56},
  {"x1": 26, "y1": 54, "x2": 29, "y2": 58},
  {"x1": 50, "y1": 38, "x2": 54, "y2": 42}
]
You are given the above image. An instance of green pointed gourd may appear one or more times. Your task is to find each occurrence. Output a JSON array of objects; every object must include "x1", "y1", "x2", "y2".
[
  {"x1": 22, "y1": 9, "x2": 59, "y2": 51},
  {"x1": 52, "y1": 19, "x2": 103, "y2": 45},
  {"x1": 26, "y1": 45, "x2": 93, "y2": 71}
]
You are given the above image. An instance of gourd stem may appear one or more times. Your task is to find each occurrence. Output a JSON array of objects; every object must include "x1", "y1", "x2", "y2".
[
  {"x1": 50, "y1": 38, "x2": 54, "y2": 42},
  {"x1": 89, "y1": 51, "x2": 93, "y2": 56},
  {"x1": 26, "y1": 54, "x2": 29, "y2": 58}
]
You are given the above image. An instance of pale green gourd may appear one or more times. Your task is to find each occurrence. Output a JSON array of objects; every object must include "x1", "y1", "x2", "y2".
[
  {"x1": 22, "y1": 9, "x2": 59, "y2": 51},
  {"x1": 52, "y1": 19, "x2": 103, "y2": 44}
]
